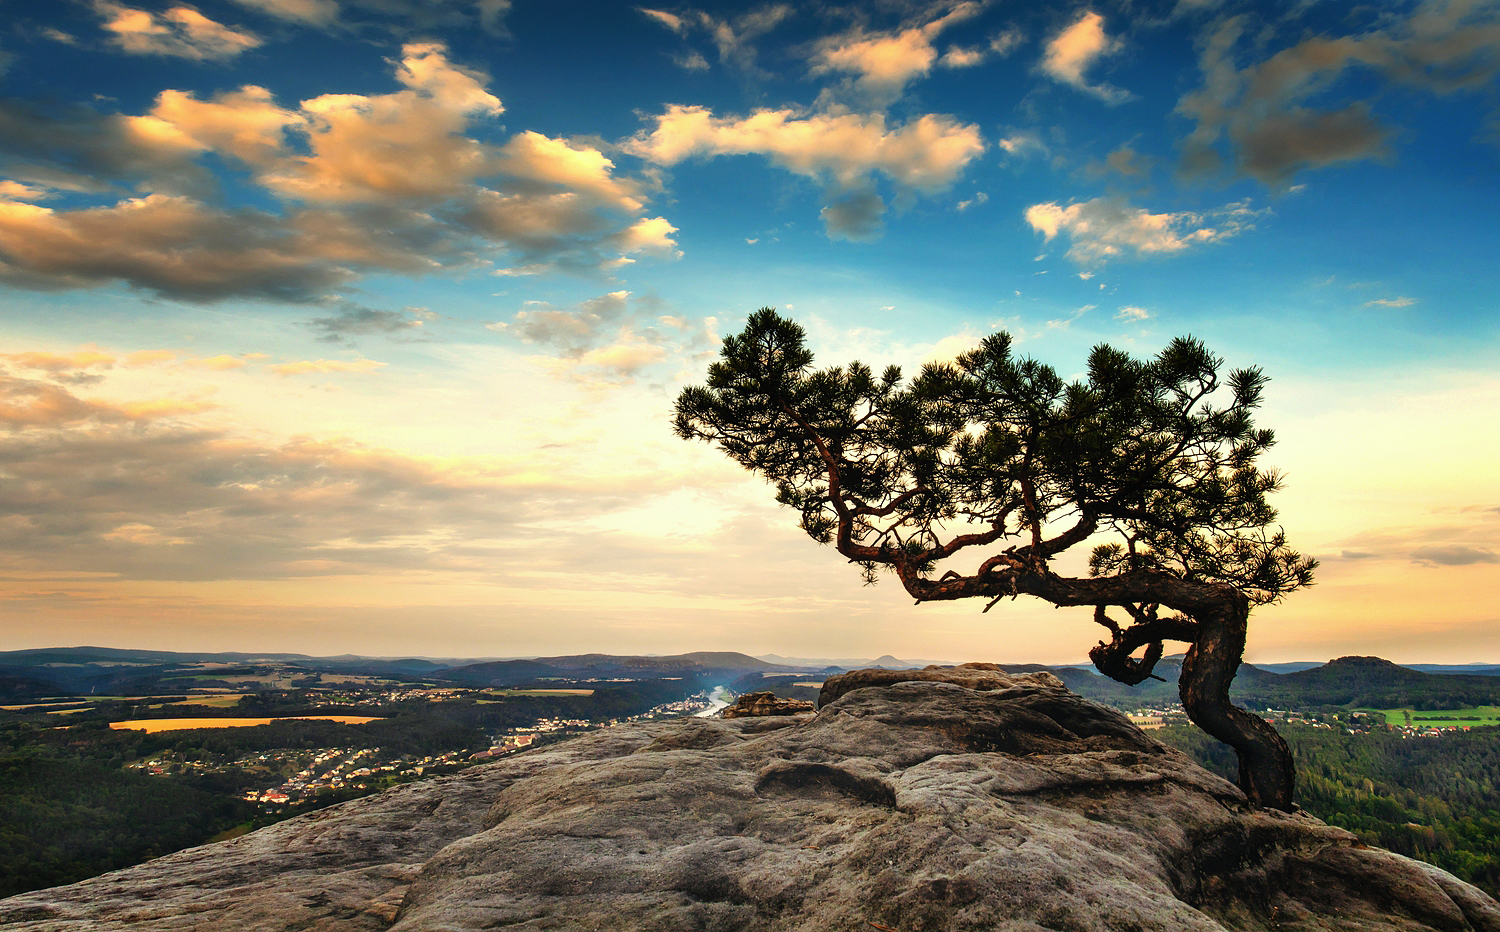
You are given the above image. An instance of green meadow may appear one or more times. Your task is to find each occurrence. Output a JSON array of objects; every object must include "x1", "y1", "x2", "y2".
[{"x1": 1362, "y1": 706, "x2": 1500, "y2": 727}]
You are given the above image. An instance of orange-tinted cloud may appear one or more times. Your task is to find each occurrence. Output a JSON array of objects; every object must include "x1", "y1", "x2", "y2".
[{"x1": 0, "y1": 43, "x2": 676, "y2": 300}]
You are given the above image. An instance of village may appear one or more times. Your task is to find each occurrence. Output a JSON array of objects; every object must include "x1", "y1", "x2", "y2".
[{"x1": 126, "y1": 693, "x2": 719, "y2": 808}]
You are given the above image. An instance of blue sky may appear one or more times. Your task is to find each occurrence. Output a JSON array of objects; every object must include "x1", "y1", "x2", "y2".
[{"x1": 0, "y1": 0, "x2": 1496, "y2": 662}]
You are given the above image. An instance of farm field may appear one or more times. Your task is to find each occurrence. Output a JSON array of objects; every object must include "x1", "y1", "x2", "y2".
[
  {"x1": 110, "y1": 715, "x2": 383, "y2": 732},
  {"x1": 173, "y1": 695, "x2": 250, "y2": 707},
  {"x1": 1362, "y1": 706, "x2": 1500, "y2": 727},
  {"x1": 482, "y1": 688, "x2": 595, "y2": 696}
]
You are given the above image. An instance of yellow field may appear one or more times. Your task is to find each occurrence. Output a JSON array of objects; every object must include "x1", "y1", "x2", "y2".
[
  {"x1": 110, "y1": 715, "x2": 382, "y2": 732},
  {"x1": 483, "y1": 688, "x2": 595, "y2": 696},
  {"x1": 174, "y1": 694, "x2": 249, "y2": 707}
]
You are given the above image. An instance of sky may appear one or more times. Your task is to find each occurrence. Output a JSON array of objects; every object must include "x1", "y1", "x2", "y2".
[{"x1": 0, "y1": 0, "x2": 1496, "y2": 664}]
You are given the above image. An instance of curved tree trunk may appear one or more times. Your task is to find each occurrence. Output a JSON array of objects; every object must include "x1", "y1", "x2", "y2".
[
  {"x1": 1178, "y1": 592, "x2": 1295, "y2": 811},
  {"x1": 894, "y1": 565, "x2": 1297, "y2": 810}
]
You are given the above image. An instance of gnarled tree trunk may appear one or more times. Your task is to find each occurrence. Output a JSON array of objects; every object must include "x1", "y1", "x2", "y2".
[
  {"x1": 1177, "y1": 592, "x2": 1294, "y2": 811},
  {"x1": 895, "y1": 566, "x2": 1296, "y2": 811}
]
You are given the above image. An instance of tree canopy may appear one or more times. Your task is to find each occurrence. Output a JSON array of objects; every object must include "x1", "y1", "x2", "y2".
[{"x1": 675, "y1": 309, "x2": 1316, "y2": 809}]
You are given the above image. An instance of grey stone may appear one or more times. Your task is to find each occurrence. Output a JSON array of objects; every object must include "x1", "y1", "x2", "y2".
[
  {"x1": 4, "y1": 671, "x2": 1498, "y2": 931},
  {"x1": 720, "y1": 691, "x2": 816, "y2": 719}
]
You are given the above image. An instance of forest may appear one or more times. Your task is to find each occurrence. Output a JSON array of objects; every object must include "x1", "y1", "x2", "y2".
[{"x1": 0, "y1": 678, "x2": 700, "y2": 897}]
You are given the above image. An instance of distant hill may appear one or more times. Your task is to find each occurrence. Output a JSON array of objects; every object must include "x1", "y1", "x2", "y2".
[
  {"x1": 0, "y1": 673, "x2": 71, "y2": 700},
  {"x1": 437, "y1": 660, "x2": 566, "y2": 688},
  {"x1": 7, "y1": 647, "x2": 1500, "y2": 710},
  {"x1": 528, "y1": 652, "x2": 785, "y2": 675},
  {"x1": 865, "y1": 655, "x2": 918, "y2": 669},
  {"x1": 1245, "y1": 662, "x2": 1327, "y2": 674},
  {"x1": 1036, "y1": 656, "x2": 1500, "y2": 711},
  {"x1": 1405, "y1": 664, "x2": 1500, "y2": 677},
  {"x1": 1231, "y1": 656, "x2": 1500, "y2": 709}
]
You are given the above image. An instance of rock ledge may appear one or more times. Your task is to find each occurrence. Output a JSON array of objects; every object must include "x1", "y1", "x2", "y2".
[{"x1": 3, "y1": 667, "x2": 1497, "y2": 931}]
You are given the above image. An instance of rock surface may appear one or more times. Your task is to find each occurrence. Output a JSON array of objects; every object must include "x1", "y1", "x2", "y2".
[
  {"x1": 4, "y1": 669, "x2": 1499, "y2": 931},
  {"x1": 720, "y1": 690, "x2": 817, "y2": 718},
  {"x1": 818, "y1": 661, "x2": 1051, "y2": 706}
]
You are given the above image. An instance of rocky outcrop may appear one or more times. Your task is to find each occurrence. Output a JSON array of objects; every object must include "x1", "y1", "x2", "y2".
[
  {"x1": 4, "y1": 668, "x2": 1498, "y2": 931},
  {"x1": 720, "y1": 690, "x2": 816, "y2": 718},
  {"x1": 818, "y1": 661, "x2": 1054, "y2": 705}
]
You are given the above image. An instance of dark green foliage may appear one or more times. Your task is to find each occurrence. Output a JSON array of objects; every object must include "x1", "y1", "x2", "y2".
[
  {"x1": 1158, "y1": 724, "x2": 1500, "y2": 896},
  {"x1": 675, "y1": 309, "x2": 1314, "y2": 600},
  {"x1": 0, "y1": 678, "x2": 701, "y2": 897},
  {"x1": 0, "y1": 751, "x2": 254, "y2": 897}
]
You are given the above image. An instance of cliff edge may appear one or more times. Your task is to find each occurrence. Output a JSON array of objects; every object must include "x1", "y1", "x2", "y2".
[{"x1": 3, "y1": 667, "x2": 1497, "y2": 931}]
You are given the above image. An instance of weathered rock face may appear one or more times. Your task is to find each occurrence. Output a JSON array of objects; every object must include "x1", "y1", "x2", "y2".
[
  {"x1": 720, "y1": 690, "x2": 817, "y2": 718},
  {"x1": 818, "y1": 661, "x2": 1055, "y2": 706},
  {"x1": 5, "y1": 670, "x2": 1499, "y2": 932}
]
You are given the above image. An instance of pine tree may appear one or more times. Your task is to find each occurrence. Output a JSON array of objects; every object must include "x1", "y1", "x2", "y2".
[{"x1": 675, "y1": 309, "x2": 1316, "y2": 809}]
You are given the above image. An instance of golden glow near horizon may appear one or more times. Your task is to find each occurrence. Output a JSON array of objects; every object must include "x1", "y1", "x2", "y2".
[{"x1": 1, "y1": 330, "x2": 1495, "y2": 665}]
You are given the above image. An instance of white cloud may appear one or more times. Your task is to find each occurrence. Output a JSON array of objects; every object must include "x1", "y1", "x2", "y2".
[
  {"x1": 921, "y1": 330, "x2": 982, "y2": 365},
  {"x1": 1046, "y1": 304, "x2": 1094, "y2": 330},
  {"x1": 94, "y1": 1, "x2": 262, "y2": 61},
  {"x1": 628, "y1": 105, "x2": 984, "y2": 238},
  {"x1": 492, "y1": 132, "x2": 644, "y2": 213},
  {"x1": 489, "y1": 292, "x2": 715, "y2": 382},
  {"x1": 1040, "y1": 11, "x2": 1129, "y2": 103},
  {"x1": 630, "y1": 106, "x2": 983, "y2": 190},
  {"x1": 997, "y1": 132, "x2": 1046, "y2": 158},
  {"x1": 186, "y1": 354, "x2": 249, "y2": 370},
  {"x1": 639, "y1": 4, "x2": 792, "y2": 76},
  {"x1": 491, "y1": 291, "x2": 632, "y2": 354},
  {"x1": 0, "y1": 194, "x2": 358, "y2": 301},
  {"x1": 809, "y1": 3, "x2": 984, "y2": 105},
  {"x1": 1365, "y1": 296, "x2": 1416, "y2": 307},
  {"x1": 611, "y1": 216, "x2": 682, "y2": 258},
  {"x1": 938, "y1": 46, "x2": 984, "y2": 68},
  {"x1": 575, "y1": 336, "x2": 669, "y2": 376},
  {"x1": 261, "y1": 42, "x2": 503, "y2": 204},
  {"x1": 0, "y1": 181, "x2": 52, "y2": 201},
  {"x1": 639, "y1": 8, "x2": 686, "y2": 33},
  {"x1": 1024, "y1": 196, "x2": 1264, "y2": 264},
  {"x1": 1, "y1": 350, "x2": 115, "y2": 374},
  {"x1": 143, "y1": 86, "x2": 300, "y2": 168},
  {"x1": 988, "y1": 28, "x2": 1023, "y2": 57},
  {"x1": 1116, "y1": 305, "x2": 1149, "y2": 321}
]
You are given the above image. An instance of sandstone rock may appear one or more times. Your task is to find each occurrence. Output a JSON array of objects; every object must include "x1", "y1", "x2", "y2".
[
  {"x1": 818, "y1": 661, "x2": 1066, "y2": 706},
  {"x1": 3, "y1": 671, "x2": 1497, "y2": 931},
  {"x1": 720, "y1": 690, "x2": 816, "y2": 719}
]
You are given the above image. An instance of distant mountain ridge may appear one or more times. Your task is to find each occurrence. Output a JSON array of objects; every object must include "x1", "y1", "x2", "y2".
[{"x1": 5, "y1": 647, "x2": 1500, "y2": 709}]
